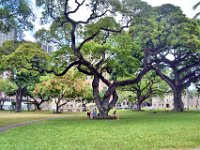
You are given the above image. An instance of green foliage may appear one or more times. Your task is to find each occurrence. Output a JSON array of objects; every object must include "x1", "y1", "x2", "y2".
[
  {"x1": 1, "y1": 42, "x2": 50, "y2": 73},
  {"x1": 82, "y1": 86, "x2": 94, "y2": 102},
  {"x1": 0, "y1": 0, "x2": 34, "y2": 32},
  {"x1": 118, "y1": 71, "x2": 169, "y2": 104},
  {"x1": 33, "y1": 70, "x2": 86, "y2": 100},
  {"x1": 49, "y1": 46, "x2": 76, "y2": 73},
  {"x1": 0, "y1": 42, "x2": 45, "y2": 102},
  {"x1": 107, "y1": 33, "x2": 142, "y2": 79},
  {"x1": 35, "y1": 21, "x2": 75, "y2": 46},
  {"x1": 0, "y1": 78, "x2": 17, "y2": 96},
  {"x1": 0, "y1": 40, "x2": 18, "y2": 58}
]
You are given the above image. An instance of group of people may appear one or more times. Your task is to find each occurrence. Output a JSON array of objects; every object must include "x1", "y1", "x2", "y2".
[
  {"x1": 87, "y1": 107, "x2": 98, "y2": 119},
  {"x1": 87, "y1": 107, "x2": 119, "y2": 119}
]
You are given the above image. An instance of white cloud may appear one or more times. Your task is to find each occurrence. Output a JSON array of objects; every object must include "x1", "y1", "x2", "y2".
[{"x1": 23, "y1": 31, "x2": 35, "y2": 42}]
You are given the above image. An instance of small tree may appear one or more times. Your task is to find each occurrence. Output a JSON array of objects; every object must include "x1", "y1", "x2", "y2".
[
  {"x1": 120, "y1": 71, "x2": 169, "y2": 111},
  {"x1": 0, "y1": 78, "x2": 17, "y2": 110},
  {"x1": 34, "y1": 70, "x2": 85, "y2": 113},
  {"x1": 1, "y1": 42, "x2": 49, "y2": 112},
  {"x1": 30, "y1": 76, "x2": 52, "y2": 111},
  {"x1": 54, "y1": 72, "x2": 85, "y2": 113}
]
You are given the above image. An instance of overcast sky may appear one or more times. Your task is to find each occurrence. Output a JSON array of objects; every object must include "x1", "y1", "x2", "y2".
[{"x1": 24, "y1": 0, "x2": 200, "y2": 41}]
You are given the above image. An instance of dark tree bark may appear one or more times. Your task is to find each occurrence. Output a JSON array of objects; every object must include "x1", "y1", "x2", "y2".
[
  {"x1": 15, "y1": 87, "x2": 24, "y2": 112},
  {"x1": 0, "y1": 101, "x2": 3, "y2": 110},
  {"x1": 173, "y1": 87, "x2": 184, "y2": 112},
  {"x1": 92, "y1": 76, "x2": 118, "y2": 117},
  {"x1": 54, "y1": 97, "x2": 67, "y2": 113},
  {"x1": 35, "y1": 102, "x2": 42, "y2": 111},
  {"x1": 29, "y1": 95, "x2": 50, "y2": 111},
  {"x1": 154, "y1": 65, "x2": 186, "y2": 112},
  {"x1": 137, "y1": 101, "x2": 142, "y2": 111},
  {"x1": 55, "y1": 101, "x2": 60, "y2": 113},
  {"x1": 33, "y1": 100, "x2": 45, "y2": 111},
  {"x1": 0, "y1": 98, "x2": 5, "y2": 110}
]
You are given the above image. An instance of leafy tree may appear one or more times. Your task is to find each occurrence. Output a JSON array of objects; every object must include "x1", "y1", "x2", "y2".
[
  {"x1": 130, "y1": 4, "x2": 200, "y2": 111},
  {"x1": 33, "y1": 0, "x2": 153, "y2": 117},
  {"x1": 0, "y1": 78, "x2": 17, "y2": 110},
  {"x1": 120, "y1": 71, "x2": 169, "y2": 111},
  {"x1": 34, "y1": 70, "x2": 85, "y2": 113},
  {"x1": 82, "y1": 85, "x2": 94, "y2": 102},
  {"x1": 27, "y1": 75, "x2": 52, "y2": 111},
  {"x1": 0, "y1": 0, "x2": 34, "y2": 32},
  {"x1": 1, "y1": 42, "x2": 48, "y2": 112}
]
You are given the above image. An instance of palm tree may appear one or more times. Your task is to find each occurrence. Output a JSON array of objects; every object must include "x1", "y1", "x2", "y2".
[{"x1": 193, "y1": 1, "x2": 200, "y2": 18}]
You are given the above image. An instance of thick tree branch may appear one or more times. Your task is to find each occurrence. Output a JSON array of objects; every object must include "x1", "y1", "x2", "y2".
[
  {"x1": 77, "y1": 64, "x2": 93, "y2": 75},
  {"x1": 77, "y1": 30, "x2": 100, "y2": 51},
  {"x1": 76, "y1": 9, "x2": 115, "y2": 24},
  {"x1": 38, "y1": 60, "x2": 80, "y2": 76},
  {"x1": 178, "y1": 62, "x2": 200, "y2": 74},
  {"x1": 68, "y1": 0, "x2": 85, "y2": 14}
]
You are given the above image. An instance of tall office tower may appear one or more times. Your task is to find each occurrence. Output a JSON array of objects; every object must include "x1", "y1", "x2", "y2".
[
  {"x1": 41, "y1": 41, "x2": 59, "y2": 53},
  {"x1": 0, "y1": 30, "x2": 16, "y2": 46},
  {"x1": 0, "y1": 29, "x2": 24, "y2": 46}
]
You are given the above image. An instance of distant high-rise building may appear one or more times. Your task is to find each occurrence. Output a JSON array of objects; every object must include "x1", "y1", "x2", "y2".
[
  {"x1": 0, "y1": 29, "x2": 23, "y2": 46},
  {"x1": 41, "y1": 42, "x2": 59, "y2": 53},
  {"x1": 0, "y1": 30, "x2": 16, "y2": 46}
]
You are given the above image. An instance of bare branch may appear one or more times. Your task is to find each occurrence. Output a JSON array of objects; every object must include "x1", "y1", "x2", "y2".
[
  {"x1": 38, "y1": 60, "x2": 80, "y2": 76},
  {"x1": 68, "y1": 0, "x2": 85, "y2": 14}
]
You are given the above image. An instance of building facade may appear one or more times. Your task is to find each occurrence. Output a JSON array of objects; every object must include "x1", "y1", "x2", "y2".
[
  {"x1": 152, "y1": 94, "x2": 199, "y2": 110},
  {"x1": 0, "y1": 30, "x2": 16, "y2": 46}
]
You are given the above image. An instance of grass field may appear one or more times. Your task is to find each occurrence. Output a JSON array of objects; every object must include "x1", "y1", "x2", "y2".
[
  {"x1": 0, "y1": 111, "x2": 77, "y2": 127},
  {"x1": 0, "y1": 110, "x2": 200, "y2": 150}
]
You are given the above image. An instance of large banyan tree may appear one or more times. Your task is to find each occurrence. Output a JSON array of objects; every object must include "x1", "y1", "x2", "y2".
[
  {"x1": 33, "y1": 0, "x2": 154, "y2": 117},
  {"x1": 129, "y1": 4, "x2": 200, "y2": 111}
]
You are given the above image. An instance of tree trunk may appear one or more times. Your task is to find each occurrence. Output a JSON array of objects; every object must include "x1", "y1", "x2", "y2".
[
  {"x1": 27, "y1": 96, "x2": 30, "y2": 111},
  {"x1": 173, "y1": 88, "x2": 184, "y2": 112},
  {"x1": 196, "y1": 93, "x2": 199, "y2": 111},
  {"x1": 96, "y1": 104, "x2": 109, "y2": 117},
  {"x1": 136, "y1": 102, "x2": 142, "y2": 111},
  {"x1": 0, "y1": 102, "x2": 3, "y2": 110},
  {"x1": 35, "y1": 103, "x2": 42, "y2": 111},
  {"x1": 55, "y1": 102, "x2": 60, "y2": 113},
  {"x1": 0, "y1": 99, "x2": 4, "y2": 110},
  {"x1": 16, "y1": 88, "x2": 23, "y2": 112},
  {"x1": 92, "y1": 76, "x2": 118, "y2": 117}
]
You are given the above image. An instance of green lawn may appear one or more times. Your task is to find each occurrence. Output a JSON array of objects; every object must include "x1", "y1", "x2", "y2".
[
  {"x1": 0, "y1": 111, "x2": 80, "y2": 127},
  {"x1": 0, "y1": 111, "x2": 200, "y2": 150}
]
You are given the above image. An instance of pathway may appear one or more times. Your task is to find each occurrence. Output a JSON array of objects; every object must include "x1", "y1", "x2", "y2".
[{"x1": 0, "y1": 117, "x2": 64, "y2": 133}]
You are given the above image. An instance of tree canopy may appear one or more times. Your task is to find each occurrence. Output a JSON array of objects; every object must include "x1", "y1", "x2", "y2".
[
  {"x1": 0, "y1": 0, "x2": 34, "y2": 32},
  {"x1": 129, "y1": 4, "x2": 200, "y2": 111}
]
